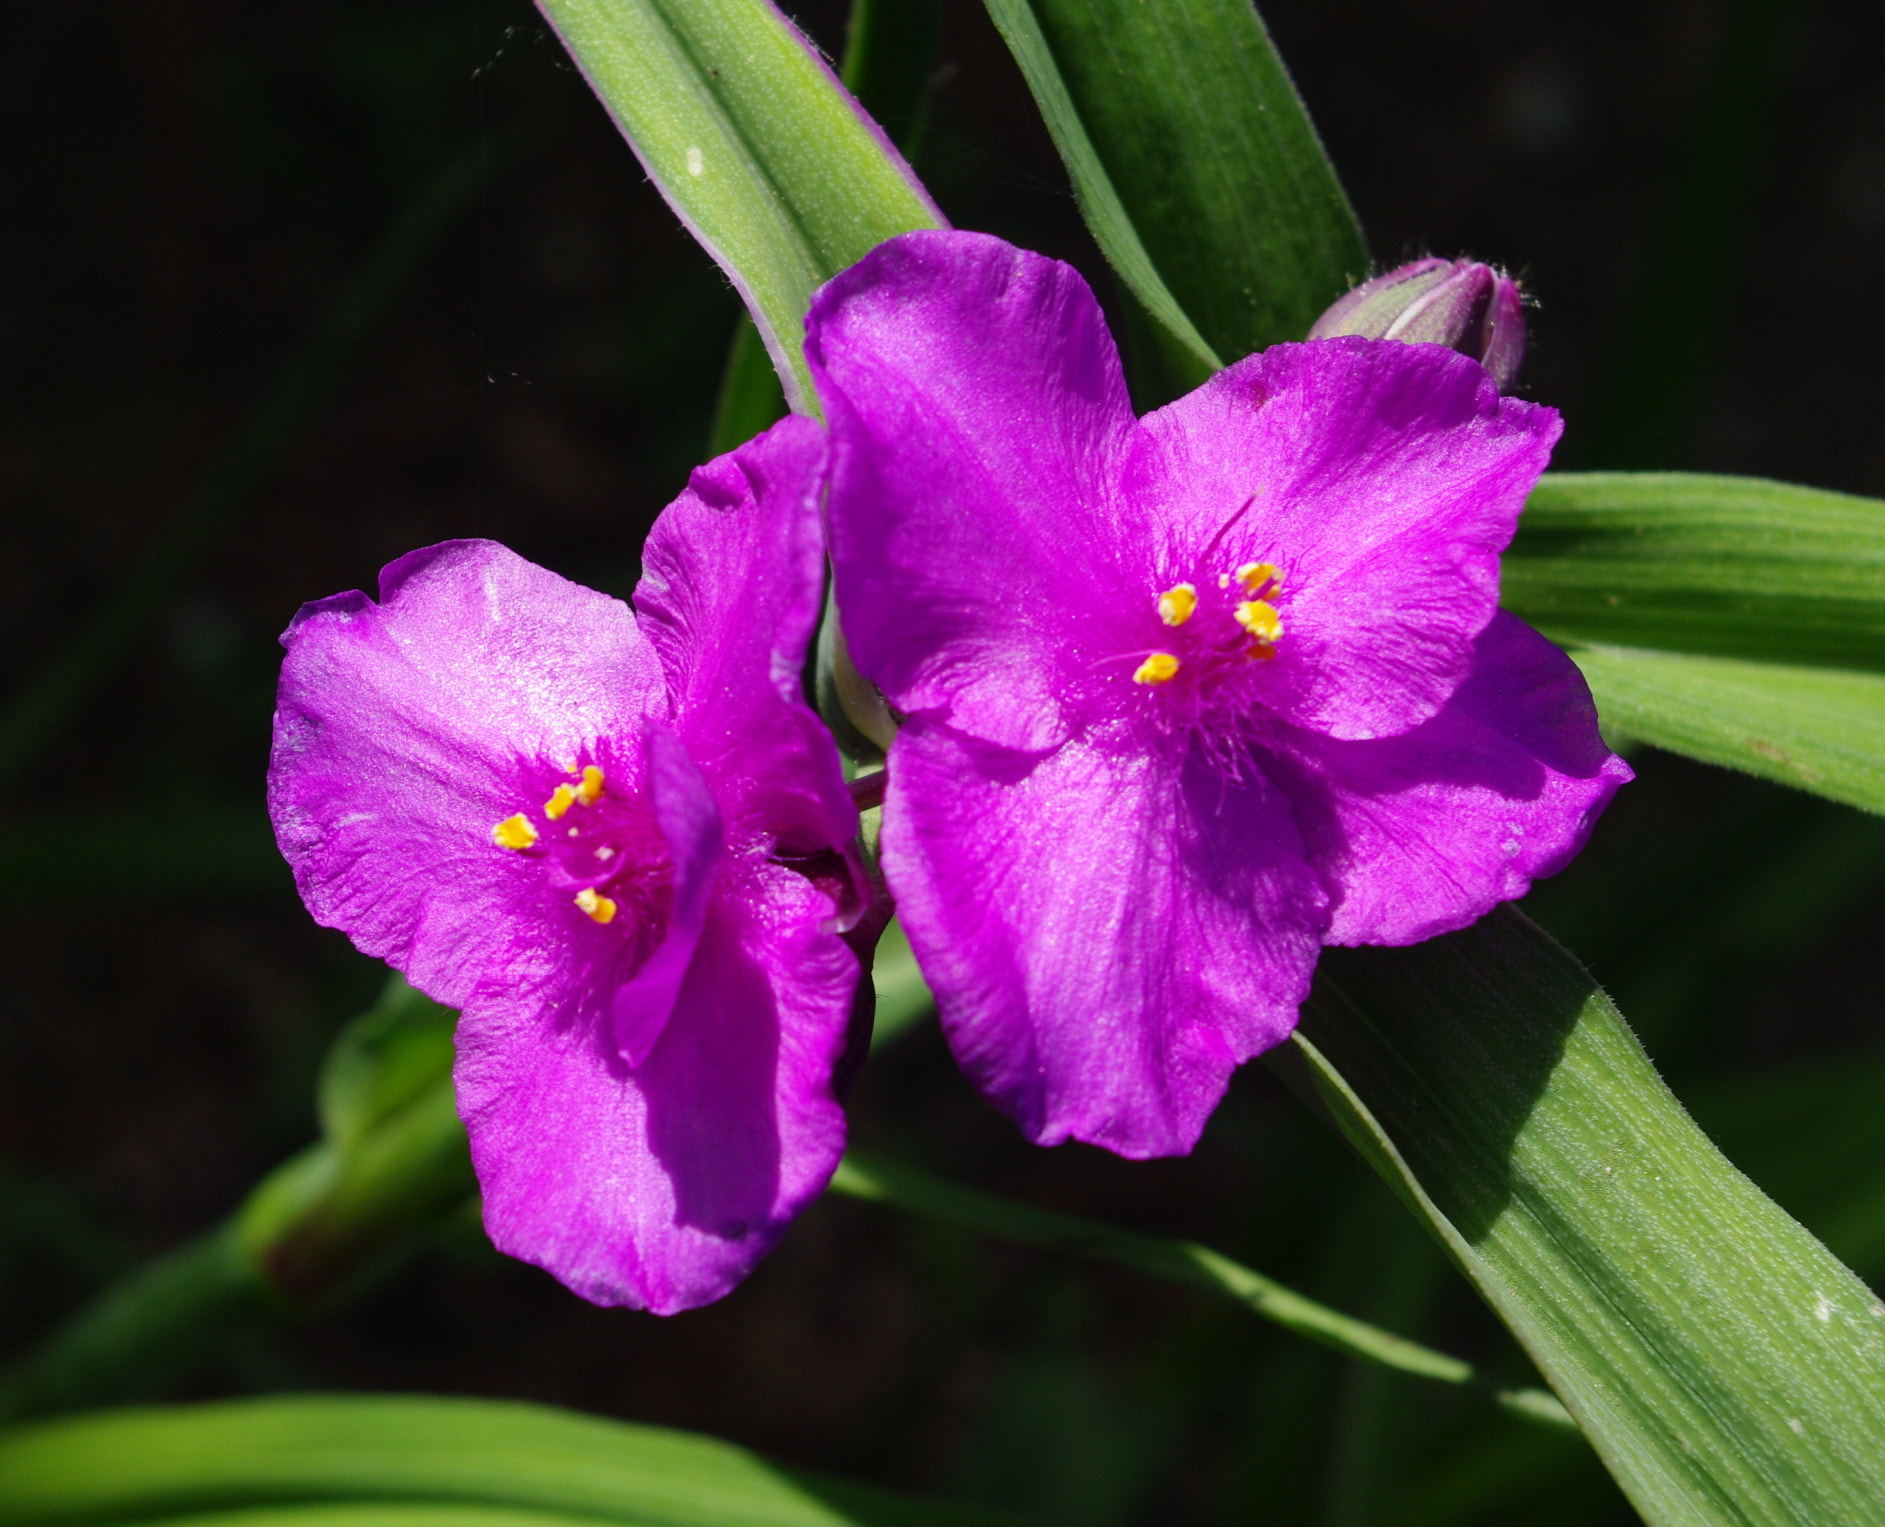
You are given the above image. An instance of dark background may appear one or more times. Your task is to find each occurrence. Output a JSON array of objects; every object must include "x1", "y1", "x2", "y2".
[{"x1": 4, "y1": 2, "x2": 1884, "y2": 1523}]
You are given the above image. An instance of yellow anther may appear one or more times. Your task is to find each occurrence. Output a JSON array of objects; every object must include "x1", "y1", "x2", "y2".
[
  {"x1": 1133, "y1": 652, "x2": 1181, "y2": 685},
  {"x1": 493, "y1": 814, "x2": 539, "y2": 850},
  {"x1": 1156, "y1": 583, "x2": 1198, "y2": 627},
  {"x1": 575, "y1": 764, "x2": 605, "y2": 805},
  {"x1": 544, "y1": 783, "x2": 578, "y2": 820},
  {"x1": 1235, "y1": 600, "x2": 1283, "y2": 644},
  {"x1": 575, "y1": 887, "x2": 618, "y2": 924},
  {"x1": 1235, "y1": 562, "x2": 1280, "y2": 594}
]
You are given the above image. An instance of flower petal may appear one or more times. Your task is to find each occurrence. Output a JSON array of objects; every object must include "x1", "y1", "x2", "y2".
[
  {"x1": 457, "y1": 870, "x2": 857, "y2": 1314},
  {"x1": 1269, "y1": 612, "x2": 1633, "y2": 946},
  {"x1": 635, "y1": 414, "x2": 866, "y2": 919},
  {"x1": 609, "y1": 726, "x2": 723, "y2": 1067},
  {"x1": 268, "y1": 540, "x2": 666, "y2": 1008},
  {"x1": 882, "y1": 723, "x2": 1329, "y2": 1158},
  {"x1": 808, "y1": 231, "x2": 1140, "y2": 752},
  {"x1": 1134, "y1": 338, "x2": 1561, "y2": 740}
]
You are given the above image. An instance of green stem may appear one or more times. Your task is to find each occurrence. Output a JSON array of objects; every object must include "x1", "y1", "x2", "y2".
[{"x1": 827, "y1": 1150, "x2": 1577, "y2": 1433}]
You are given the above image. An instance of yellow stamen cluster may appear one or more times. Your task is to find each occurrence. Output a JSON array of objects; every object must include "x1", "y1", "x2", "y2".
[
  {"x1": 492, "y1": 765, "x2": 609, "y2": 847},
  {"x1": 574, "y1": 887, "x2": 617, "y2": 924},
  {"x1": 1156, "y1": 583, "x2": 1198, "y2": 627},
  {"x1": 492, "y1": 814, "x2": 539, "y2": 850},
  {"x1": 1133, "y1": 652, "x2": 1181, "y2": 685}
]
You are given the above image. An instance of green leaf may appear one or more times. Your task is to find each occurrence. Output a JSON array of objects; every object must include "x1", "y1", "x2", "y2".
[
  {"x1": 318, "y1": 977, "x2": 458, "y2": 1152},
  {"x1": 840, "y1": 0, "x2": 946, "y2": 158},
  {"x1": 1687, "y1": 1052, "x2": 1885, "y2": 1283},
  {"x1": 978, "y1": 0, "x2": 1222, "y2": 372},
  {"x1": 1571, "y1": 643, "x2": 1885, "y2": 815},
  {"x1": 1506, "y1": 472, "x2": 1885, "y2": 670},
  {"x1": 1010, "y1": 0, "x2": 1369, "y2": 361},
  {"x1": 0, "y1": 1395, "x2": 1023, "y2": 1527},
  {"x1": 1279, "y1": 906, "x2": 1885, "y2": 1527},
  {"x1": 866, "y1": 916, "x2": 935, "y2": 1050},
  {"x1": 829, "y1": 1152, "x2": 1573, "y2": 1431},
  {"x1": 537, "y1": 0, "x2": 943, "y2": 412}
]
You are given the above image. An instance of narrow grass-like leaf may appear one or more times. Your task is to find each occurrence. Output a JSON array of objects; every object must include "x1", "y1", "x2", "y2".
[
  {"x1": 1688, "y1": 1052, "x2": 1885, "y2": 1283},
  {"x1": 0, "y1": 1395, "x2": 1022, "y2": 1527},
  {"x1": 1281, "y1": 906, "x2": 1885, "y2": 1527},
  {"x1": 1018, "y1": 0, "x2": 1369, "y2": 359},
  {"x1": 978, "y1": 0, "x2": 1222, "y2": 371},
  {"x1": 1506, "y1": 472, "x2": 1885, "y2": 670},
  {"x1": 1571, "y1": 643, "x2": 1885, "y2": 815},
  {"x1": 537, "y1": 0, "x2": 943, "y2": 411},
  {"x1": 829, "y1": 1152, "x2": 1573, "y2": 1430}
]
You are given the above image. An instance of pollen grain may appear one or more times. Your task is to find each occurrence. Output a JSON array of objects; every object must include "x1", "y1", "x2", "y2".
[
  {"x1": 1156, "y1": 583, "x2": 1198, "y2": 627},
  {"x1": 1133, "y1": 652, "x2": 1181, "y2": 685},
  {"x1": 574, "y1": 887, "x2": 618, "y2": 924},
  {"x1": 1235, "y1": 600, "x2": 1283, "y2": 644},
  {"x1": 493, "y1": 814, "x2": 539, "y2": 850}
]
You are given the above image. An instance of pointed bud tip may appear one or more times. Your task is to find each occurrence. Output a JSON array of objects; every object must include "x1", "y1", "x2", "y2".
[{"x1": 1311, "y1": 258, "x2": 1527, "y2": 392}]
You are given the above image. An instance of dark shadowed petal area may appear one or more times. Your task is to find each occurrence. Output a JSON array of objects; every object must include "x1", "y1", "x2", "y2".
[
  {"x1": 1133, "y1": 339, "x2": 1561, "y2": 741},
  {"x1": 808, "y1": 231, "x2": 1140, "y2": 752},
  {"x1": 609, "y1": 727, "x2": 722, "y2": 1068},
  {"x1": 635, "y1": 415, "x2": 863, "y2": 910},
  {"x1": 883, "y1": 723, "x2": 1329, "y2": 1158},
  {"x1": 456, "y1": 865, "x2": 856, "y2": 1314},
  {"x1": 268, "y1": 541, "x2": 666, "y2": 1010},
  {"x1": 1268, "y1": 613, "x2": 1633, "y2": 946}
]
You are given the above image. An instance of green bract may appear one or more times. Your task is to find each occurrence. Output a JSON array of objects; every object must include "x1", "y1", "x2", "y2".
[{"x1": 536, "y1": 0, "x2": 943, "y2": 411}]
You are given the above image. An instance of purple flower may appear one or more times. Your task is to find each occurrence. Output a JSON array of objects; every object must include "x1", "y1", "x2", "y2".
[
  {"x1": 268, "y1": 416, "x2": 867, "y2": 1313},
  {"x1": 806, "y1": 231, "x2": 1630, "y2": 1160}
]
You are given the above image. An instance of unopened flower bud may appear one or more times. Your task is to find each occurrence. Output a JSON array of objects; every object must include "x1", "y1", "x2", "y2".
[{"x1": 1310, "y1": 258, "x2": 1526, "y2": 392}]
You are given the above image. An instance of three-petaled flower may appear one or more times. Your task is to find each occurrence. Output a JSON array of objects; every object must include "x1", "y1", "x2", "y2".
[
  {"x1": 807, "y1": 230, "x2": 1631, "y2": 1159},
  {"x1": 268, "y1": 416, "x2": 867, "y2": 1313}
]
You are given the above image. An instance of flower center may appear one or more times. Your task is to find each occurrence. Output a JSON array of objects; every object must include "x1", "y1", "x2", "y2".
[
  {"x1": 1131, "y1": 560, "x2": 1286, "y2": 688},
  {"x1": 490, "y1": 760, "x2": 672, "y2": 932}
]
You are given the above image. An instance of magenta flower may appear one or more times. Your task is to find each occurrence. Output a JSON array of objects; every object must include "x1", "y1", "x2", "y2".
[
  {"x1": 806, "y1": 231, "x2": 1630, "y2": 1160},
  {"x1": 268, "y1": 416, "x2": 867, "y2": 1313}
]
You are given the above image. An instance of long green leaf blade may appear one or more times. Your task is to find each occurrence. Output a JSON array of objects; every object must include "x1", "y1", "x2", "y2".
[
  {"x1": 1017, "y1": 0, "x2": 1369, "y2": 359},
  {"x1": 979, "y1": 0, "x2": 1221, "y2": 370},
  {"x1": 538, "y1": 0, "x2": 943, "y2": 411},
  {"x1": 1572, "y1": 643, "x2": 1885, "y2": 815},
  {"x1": 0, "y1": 1395, "x2": 1019, "y2": 1527},
  {"x1": 829, "y1": 1151, "x2": 1574, "y2": 1430},
  {"x1": 1283, "y1": 907, "x2": 1885, "y2": 1527},
  {"x1": 1506, "y1": 472, "x2": 1885, "y2": 670}
]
